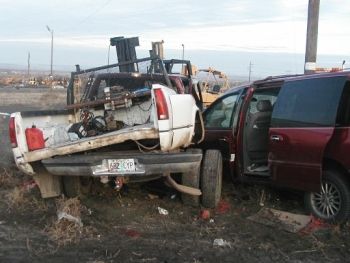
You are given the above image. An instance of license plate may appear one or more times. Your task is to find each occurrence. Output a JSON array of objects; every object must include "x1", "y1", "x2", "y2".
[{"x1": 108, "y1": 159, "x2": 135, "y2": 173}]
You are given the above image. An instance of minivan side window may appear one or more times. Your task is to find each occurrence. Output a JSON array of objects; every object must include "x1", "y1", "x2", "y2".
[
  {"x1": 271, "y1": 77, "x2": 347, "y2": 127},
  {"x1": 248, "y1": 89, "x2": 279, "y2": 114},
  {"x1": 205, "y1": 93, "x2": 239, "y2": 128}
]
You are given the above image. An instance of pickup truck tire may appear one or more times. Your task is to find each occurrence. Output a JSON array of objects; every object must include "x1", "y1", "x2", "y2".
[
  {"x1": 201, "y1": 150, "x2": 222, "y2": 208},
  {"x1": 62, "y1": 176, "x2": 81, "y2": 197},
  {"x1": 304, "y1": 169, "x2": 350, "y2": 223},
  {"x1": 181, "y1": 165, "x2": 201, "y2": 207}
]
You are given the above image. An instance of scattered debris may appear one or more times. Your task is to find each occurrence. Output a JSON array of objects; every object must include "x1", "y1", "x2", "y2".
[
  {"x1": 157, "y1": 206, "x2": 169, "y2": 215},
  {"x1": 259, "y1": 189, "x2": 266, "y2": 206},
  {"x1": 123, "y1": 229, "x2": 141, "y2": 239},
  {"x1": 45, "y1": 197, "x2": 97, "y2": 246},
  {"x1": 215, "y1": 200, "x2": 230, "y2": 214},
  {"x1": 248, "y1": 208, "x2": 311, "y2": 233},
  {"x1": 57, "y1": 211, "x2": 83, "y2": 227},
  {"x1": 300, "y1": 215, "x2": 329, "y2": 235},
  {"x1": 200, "y1": 209, "x2": 211, "y2": 220},
  {"x1": 213, "y1": 238, "x2": 232, "y2": 248},
  {"x1": 21, "y1": 180, "x2": 38, "y2": 192},
  {"x1": 147, "y1": 194, "x2": 159, "y2": 200},
  {"x1": 56, "y1": 197, "x2": 82, "y2": 225}
]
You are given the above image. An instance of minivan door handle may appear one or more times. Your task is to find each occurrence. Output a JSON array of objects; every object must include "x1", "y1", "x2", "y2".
[{"x1": 270, "y1": 135, "x2": 283, "y2": 141}]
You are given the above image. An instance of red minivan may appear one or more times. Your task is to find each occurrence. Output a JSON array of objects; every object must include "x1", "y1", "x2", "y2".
[{"x1": 200, "y1": 72, "x2": 350, "y2": 222}]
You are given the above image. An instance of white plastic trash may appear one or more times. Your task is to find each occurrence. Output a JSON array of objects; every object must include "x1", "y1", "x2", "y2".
[
  {"x1": 213, "y1": 238, "x2": 232, "y2": 248},
  {"x1": 157, "y1": 206, "x2": 169, "y2": 215}
]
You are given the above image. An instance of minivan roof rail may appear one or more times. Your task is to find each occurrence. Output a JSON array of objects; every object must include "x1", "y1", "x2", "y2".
[{"x1": 260, "y1": 74, "x2": 304, "y2": 81}]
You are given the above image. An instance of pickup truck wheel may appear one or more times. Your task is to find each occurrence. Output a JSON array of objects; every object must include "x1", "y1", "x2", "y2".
[
  {"x1": 201, "y1": 150, "x2": 223, "y2": 208},
  {"x1": 304, "y1": 170, "x2": 350, "y2": 223},
  {"x1": 62, "y1": 176, "x2": 88, "y2": 198},
  {"x1": 181, "y1": 165, "x2": 201, "y2": 207}
]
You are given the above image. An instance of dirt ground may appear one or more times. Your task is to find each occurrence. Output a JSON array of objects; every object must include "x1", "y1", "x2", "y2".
[{"x1": 1, "y1": 88, "x2": 350, "y2": 263}]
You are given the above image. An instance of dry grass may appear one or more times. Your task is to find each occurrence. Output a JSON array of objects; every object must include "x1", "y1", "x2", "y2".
[
  {"x1": 45, "y1": 218, "x2": 83, "y2": 247},
  {"x1": 56, "y1": 197, "x2": 82, "y2": 219},
  {"x1": 0, "y1": 88, "x2": 66, "y2": 107},
  {"x1": 0, "y1": 168, "x2": 17, "y2": 188},
  {"x1": 5, "y1": 183, "x2": 48, "y2": 212},
  {"x1": 45, "y1": 197, "x2": 97, "y2": 247},
  {"x1": 5, "y1": 186, "x2": 25, "y2": 207},
  {"x1": 38, "y1": 90, "x2": 66, "y2": 108},
  {"x1": 1, "y1": 168, "x2": 47, "y2": 211}
]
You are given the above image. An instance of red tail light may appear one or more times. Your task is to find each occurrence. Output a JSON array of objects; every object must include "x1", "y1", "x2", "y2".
[
  {"x1": 9, "y1": 117, "x2": 17, "y2": 148},
  {"x1": 154, "y1": 88, "x2": 169, "y2": 120}
]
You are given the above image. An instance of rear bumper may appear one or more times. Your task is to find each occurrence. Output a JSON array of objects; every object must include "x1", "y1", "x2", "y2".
[{"x1": 42, "y1": 150, "x2": 202, "y2": 177}]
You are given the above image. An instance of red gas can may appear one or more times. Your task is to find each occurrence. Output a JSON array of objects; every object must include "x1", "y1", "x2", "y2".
[{"x1": 25, "y1": 125, "x2": 45, "y2": 151}]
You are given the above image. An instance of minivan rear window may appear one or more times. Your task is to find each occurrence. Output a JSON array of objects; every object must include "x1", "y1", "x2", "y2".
[
  {"x1": 271, "y1": 76, "x2": 347, "y2": 127},
  {"x1": 336, "y1": 82, "x2": 350, "y2": 126}
]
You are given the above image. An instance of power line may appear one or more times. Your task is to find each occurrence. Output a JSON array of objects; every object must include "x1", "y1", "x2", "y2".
[
  {"x1": 57, "y1": 0, "x2": 113, "y2": 34},
  {"x1": 27, "y1": 51, "x2": 30, "y2": 77},
  {"x1": 75, "y1": 0, "x2": 113, "y2": 27}
]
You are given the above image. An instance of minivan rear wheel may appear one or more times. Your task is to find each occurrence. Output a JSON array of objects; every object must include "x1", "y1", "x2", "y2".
[{"x1": 304, "y1": 170, "x2": 350, "y2": 223}]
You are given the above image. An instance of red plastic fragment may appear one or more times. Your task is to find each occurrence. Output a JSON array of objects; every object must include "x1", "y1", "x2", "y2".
[
  {"x1": 215, "y1": 200, "x2": 230, "y2": 215},
  {"x1": 200, "y1": 209, "x2": 211, "y2": 220},
  {"x1": 124, "y1": 229, "x2": 141, "y2": 238},
  {"x1": 299, "y1": 215, "x2": 329, "y2": 235},
  {"x1": 21, "y1": 180, "x2": 38, "y2": 191}
]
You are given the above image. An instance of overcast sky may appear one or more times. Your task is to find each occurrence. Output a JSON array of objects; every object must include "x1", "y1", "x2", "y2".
[{"x1": 0, "y1": 0, "x2": 349, "y2": 77}]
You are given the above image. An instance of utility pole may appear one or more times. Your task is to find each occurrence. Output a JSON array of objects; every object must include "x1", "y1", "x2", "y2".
[
  {"x1": 304, "y1": 0, "x2": 320, "y2": 74},
  {"x1": 46, "y1": 25, "x2": 54, "y2": 76},
  {"x1": 27, "y1": 52, "x2": 30, "y2": 77},
  {"x1": 181, "y1": 44, "x2": 185, "y2": 74},
  {"x1": 248, "y1": 61, "x2": 253, "y2": 82}
]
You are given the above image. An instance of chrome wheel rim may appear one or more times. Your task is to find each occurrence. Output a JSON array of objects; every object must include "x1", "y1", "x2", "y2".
[{"x1": 311, "y1": 181, "x2": 341, "y2": 219}]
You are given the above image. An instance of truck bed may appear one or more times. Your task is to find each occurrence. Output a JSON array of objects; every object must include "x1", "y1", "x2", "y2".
[{"x1": 23, "y1": 123, "x2": 158, "y2": 163}]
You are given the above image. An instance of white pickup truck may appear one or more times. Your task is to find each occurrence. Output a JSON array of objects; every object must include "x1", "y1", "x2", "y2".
[{"x1": 9, "y1": 58, "x2": 223, "y2": 208}]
